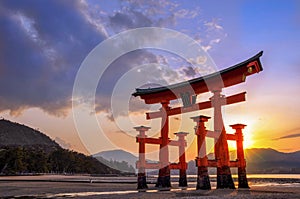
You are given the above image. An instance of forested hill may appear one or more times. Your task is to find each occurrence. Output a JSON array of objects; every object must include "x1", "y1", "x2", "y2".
[
  {"x1": 0, "y1": 119, "x2": 119, "y2": 175},
  {"x1": 0, "y1": 119, "x2": 59, "y2": 150}
]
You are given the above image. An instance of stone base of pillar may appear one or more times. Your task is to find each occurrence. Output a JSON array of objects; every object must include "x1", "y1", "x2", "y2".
[
  {"x1": 196, "y1": 166, "x2": 211, "y2": 190},
  {"x1": 217, "y1": 166, "x2": 235, "y2": 189},
  {"x1": 155, "y1": 176, "x2": 171, "y2": 188},
  {"x1": 179, "y1": 172, "x2": 187, "y2": 187},
  {"x1": 155, "y1": 167, "x2": 171, "y2": 188},
  {"x1": 137, "y1": 173, "x2": 148, "y2": 189},
  {"x1": 238, "y1": 167, "x2": 249, "y2": 188}
]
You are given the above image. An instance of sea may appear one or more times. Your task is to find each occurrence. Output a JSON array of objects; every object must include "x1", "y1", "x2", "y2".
[
  {"x1": 154, "y1": 174, "x2": 300, "y2": 188},
  {"x1": 1, "y1": 174, "x2": 300, "y2": 198}
]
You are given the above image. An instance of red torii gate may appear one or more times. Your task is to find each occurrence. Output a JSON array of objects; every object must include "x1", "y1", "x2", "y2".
[{"x1": 133, "y1": 51, "x2": 263, "y2": 189}]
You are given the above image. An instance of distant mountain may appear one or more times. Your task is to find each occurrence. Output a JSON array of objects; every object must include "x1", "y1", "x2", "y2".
[
  {"x1": 96, "y1": 148, "x2": 300, "y2": 174},
  {"x1": 244, "y1": 148, "x2": 300, "y2": 173},
  {"x1": 94, "y1": 155, "x2": 136, "y2": 173},
  {"x1": 0, "y1": 119, "x2": 119, "y2": 175},
  {"x1": 94, "y1": 149, "x2": 137, "y2": 162},
  {"x1": 93, "y1": 149, "x2": 138, "y2": 171},
  {"x1": 244, "y1": 148, "x2": 300, "y2": 162}
]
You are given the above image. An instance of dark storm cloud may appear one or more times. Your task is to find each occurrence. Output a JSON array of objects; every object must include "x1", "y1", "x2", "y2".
[
  {"x1": 0, "y1": 0, "x2": 217, "y2": 118},
  {"x1": 0, "y1": 0, "x2": 106, "y2": 115},
  {"x1": 95, "y1": 49, "x2": 160, "y2": 116},
  {"x1": 109, "y1": 10, "x2": 153, "y2": 30},
  {"x1": 0, "y1": 0, "x2": 182, "y2": 117},
  {"x1": 107, "y1": 0, "x2": 178, "y2": 33}
]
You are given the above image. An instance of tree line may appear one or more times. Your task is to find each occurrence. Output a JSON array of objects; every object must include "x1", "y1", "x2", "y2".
[{"x1": 0, "y1": 146, "x2": 122, "y2": 175}]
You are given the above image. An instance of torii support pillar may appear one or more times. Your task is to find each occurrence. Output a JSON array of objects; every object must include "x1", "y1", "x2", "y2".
[
  {"x1": 174, "y1": 132, "x2": 188, "y2": 187},
  {"x1": 135, "y1": 126, "x2": 151, "y2": 190},
  {"x1": 211, "y1": 90, "x2": 235, "y2": 189},
  {"x1": 191, "y1": 115, "x2": 211, "y2": 190},
  {"x1": 230, "y1": 124, "x2": 249, "y2": 188},
  {"x1": 156, "y1": 101, "x2": 171, "y2": 188}
]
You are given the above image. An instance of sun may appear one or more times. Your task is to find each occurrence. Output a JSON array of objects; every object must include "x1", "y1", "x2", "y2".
[
  {"x1": 227, "y1": 129, "x2": 254, "y2": 151},
  {"x1": 226, "y1": 116, "x2": 257, "y2": 150},
  {"x1": 242, "y1": 128, "x2": 254, "y2": 149}
]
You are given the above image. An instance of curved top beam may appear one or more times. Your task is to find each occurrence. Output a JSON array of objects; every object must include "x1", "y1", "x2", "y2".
[{"x1": 132, "y1": 51, "x2": 263, "y2": 104}]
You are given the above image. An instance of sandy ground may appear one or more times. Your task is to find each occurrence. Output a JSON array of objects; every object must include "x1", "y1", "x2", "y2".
[{"x1": 1, "y1": 175, "x2": 300, "y2": 198}]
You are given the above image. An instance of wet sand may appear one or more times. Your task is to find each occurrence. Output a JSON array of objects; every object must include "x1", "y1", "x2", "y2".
[{"x1": 1, "y1": 175, "x2": 299, "y2": 198}]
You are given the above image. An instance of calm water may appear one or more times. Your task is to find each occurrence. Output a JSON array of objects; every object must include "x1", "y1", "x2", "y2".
[
  {"x1": 2, "y1": 174, "x2": 300, "y2": 198},
  {"x1": 41, "y1": 174, "x2": 300, "y2": 198},
  {"x1": 155, "y1": 174, "x2": 300, "y2": 180},
  {"x1": 147, "y1": 174, "x2": 300, "y2": 187}
]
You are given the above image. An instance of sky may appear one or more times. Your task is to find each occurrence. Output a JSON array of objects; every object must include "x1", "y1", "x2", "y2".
[{"x1": 0, "y1": 0, "x2": 299, "y2": 160}]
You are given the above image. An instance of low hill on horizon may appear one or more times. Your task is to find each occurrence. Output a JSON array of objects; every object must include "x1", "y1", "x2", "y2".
[
  {"x1": 244, "y1": 148, "x2": 300, "y2": 173},
  {"x1": 94, "y1": 150, "x2": 138, "y2": 167}
]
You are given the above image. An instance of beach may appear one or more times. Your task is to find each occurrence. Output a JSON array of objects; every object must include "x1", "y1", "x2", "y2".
[{"x1": 1, "y1": 175, "x2": 300, "y2": 198}]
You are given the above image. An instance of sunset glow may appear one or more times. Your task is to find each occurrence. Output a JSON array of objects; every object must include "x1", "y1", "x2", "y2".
[{"x1": 0, "y1": 0, "x2": 299, "y2": 156}]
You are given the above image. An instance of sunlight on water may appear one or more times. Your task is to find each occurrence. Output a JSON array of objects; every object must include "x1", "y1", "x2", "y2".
[
  {"x1": 252, "y1": 183, "x2": 300, "y2": 187},
  {"x1": 47, "y1": 188, "x2": 196, "y2": 198},
  {"x1": 169, "y1": 174, "x2": 300, "y2": 179},
  {"x1": 49, "y1": 190, "x2": 138, "y2": 197},
  {"x1": 246, "y1": 174, "x2": 300, "y2": 179},
  {"x1": 6, "y1": 174, "x2": 299, "y2": 198}
]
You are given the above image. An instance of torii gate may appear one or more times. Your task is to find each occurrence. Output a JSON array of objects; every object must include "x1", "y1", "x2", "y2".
[{"x1": 132, "y1": 51, "x2": 263, "y2": 189}]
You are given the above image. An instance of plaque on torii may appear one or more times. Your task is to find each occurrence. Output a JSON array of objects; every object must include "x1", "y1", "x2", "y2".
[{"x1": 133, "y1": 51, "x2": 263, "y2": 189}]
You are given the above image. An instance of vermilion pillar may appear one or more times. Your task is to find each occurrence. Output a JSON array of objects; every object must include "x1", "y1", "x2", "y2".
[
  {"x1": 210, "y1": 90, "x2": 235, "y2": 189},
  {"x1": 191, "y1": 115, "x2": 211, "y2": 190},
  {"x1": 135, "y1": 125, "x2": 151, "y2": 190},
  {"x1": 156, "y1": 101, "x2": 171, "y2": 188},
  {"x1": 230, "y1": 124, "x2": 249, "y2": 188},
  {"x1": 174, "y1": 132, "x2": 188, "y2": 187}
]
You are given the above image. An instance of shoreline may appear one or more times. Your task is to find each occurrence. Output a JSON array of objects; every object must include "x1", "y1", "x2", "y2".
[
  {"x1": 1, "y1": 174, "x2": 300, "y2": 183},
  {"x1": 1, "y1": 175, "x2": 300, "y2": 198}
]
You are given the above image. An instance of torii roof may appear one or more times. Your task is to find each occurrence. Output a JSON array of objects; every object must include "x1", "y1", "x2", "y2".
[{"x1": 132, "y1": 51, "x2": 263, "y2": 104}]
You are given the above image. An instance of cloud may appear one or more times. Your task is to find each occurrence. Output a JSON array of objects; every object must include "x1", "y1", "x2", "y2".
[
  {"x1": 94, "y1": 50, "x2": 160, "y2": 115},
  {"x1": 273, "y1": 133, "x2": 300, "y2": 140},
  {"x1": 109, "y1": 10, "x2": 153, "y2": 31},
  {"x1": 0, "y1": 0, "x2": 106, "y2": 116},
  {"x1": 273, "y1": 128, "x2": 300, "y2": 140},
  {"x1": 55, "y1": 137, "x2": 72, "y2": 149},
  {"x1": 0, "y1": 0, "x2": 226, "y2": 118},
  {"x1": 205, "y1": 19, "x2": 224, "y2": 30},
  {"x1": 182, "y1": 66, "x2": 197, "y2": 77},
  {"x1": 174, "y1": 9, "x2": 199, "y2": 19}
]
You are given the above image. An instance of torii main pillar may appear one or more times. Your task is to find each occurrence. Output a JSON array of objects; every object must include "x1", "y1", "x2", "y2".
[
  {"x1": 135, "y1": 126, "x2": 151, "y2": 189},
  {"x1": 230, "y1": 124, "x2": 249, "y2": 188},
  {"x1": 191, "y1": 115, "x2": 211, "y2": 190},
  {"x1": 211, "y1": 90, "x2": 235, "y2": 189},
  {"x1": 155, "y1": 101, "x2": 171, "y2": 188},
  {"x1": 175, "y1": 132, "x2": 188, "y2": 187}
]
